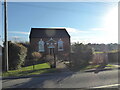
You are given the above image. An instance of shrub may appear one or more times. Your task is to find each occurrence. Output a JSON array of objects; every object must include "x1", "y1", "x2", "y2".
[
  {"x1": 45, "y1": 55, "x2": 56, "y2": 68},
  {"x1": 108, "y1": 52, "x2": 118, "y2": 63},
  {"x1": 8, "y1": 41, "x2": 27, "y2": 70},
  {"x1": 32, "y1": 52, "x2": 42, "y2": 60},
  {"x1": 24, "y1": 45, "x2": 33, "y2": 66},
  {"x1": 31, "y1": 52, "x2": 42, "y2": 63},
  {"x1": 118, "y1": 51, "x2": 120, "y2": 63},
  {"x1": 92, "y1": 52, "x2": 108, "y2": 65},
  {"x1": 31, "y1": 52, "x2": 42, "y2": 69},
  {"x1": 2, "y1": 47, "x2": 5, "y2": 71},
  {"x1": 70, "y1": 43, "x2": 93, "y2": 70}
]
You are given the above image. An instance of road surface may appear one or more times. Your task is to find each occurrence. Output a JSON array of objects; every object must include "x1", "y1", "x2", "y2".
[{"x1": 2, "y1": 69, "x2": 119, "y2": 89}]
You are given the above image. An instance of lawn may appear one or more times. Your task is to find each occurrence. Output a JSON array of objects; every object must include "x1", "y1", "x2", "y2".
[{"x1": 2, "y1": 63, "x2": 58, "y2": 77}]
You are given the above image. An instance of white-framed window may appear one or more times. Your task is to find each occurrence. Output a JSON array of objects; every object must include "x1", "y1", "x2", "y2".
[
  {"x1": 58, "y1": 39, "x2": 64, "y2": 51},
  {"x1": 38, "y1": 39, "x2": 45, "y2": 52}
]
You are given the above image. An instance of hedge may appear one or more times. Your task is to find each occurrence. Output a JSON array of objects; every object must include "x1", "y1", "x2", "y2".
[
  {"x1": 70, "y1": 43, "x2": 93, "y2": 70},
  {"x1": 8, "y1": 41, "x2": 27, "y2": 70}
]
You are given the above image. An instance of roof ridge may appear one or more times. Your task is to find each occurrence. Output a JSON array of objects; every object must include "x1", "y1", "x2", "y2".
[
  {"x1": 31, "y1": 28, "x2": 66, "y2": 29},
  {"x1": 29, "y1": 28, "x2": 70, "y2": 38}
]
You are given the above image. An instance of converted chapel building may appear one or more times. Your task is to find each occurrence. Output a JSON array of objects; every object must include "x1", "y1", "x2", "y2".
[{"x1": 29, "y1": 28, "x2": 71, "y2": 60}]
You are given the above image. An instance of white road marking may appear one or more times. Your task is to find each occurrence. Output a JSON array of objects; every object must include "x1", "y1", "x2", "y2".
[{"x1": 92, "y1": 84, "x2": 120, "y2": 88}]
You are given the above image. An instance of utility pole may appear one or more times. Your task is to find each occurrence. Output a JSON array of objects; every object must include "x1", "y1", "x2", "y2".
[{"x1": 4, "y1": 0, "x2": 8, "y2": 71}]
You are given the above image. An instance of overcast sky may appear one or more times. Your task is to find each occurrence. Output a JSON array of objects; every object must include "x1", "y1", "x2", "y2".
[{"x1": 0, "y1": 1, "x2": 118, "y2": 45}]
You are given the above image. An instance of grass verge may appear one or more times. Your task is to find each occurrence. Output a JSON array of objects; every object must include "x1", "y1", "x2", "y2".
[
  {"x1": 69, "y1": 64, "x2": 118, "y2": 72},
  {"x1": 82, "y1": 64, "x2": 118, "y2": 70},
  {"x1": 2, "y1": 63, "x2": 58, "y2": 77}
]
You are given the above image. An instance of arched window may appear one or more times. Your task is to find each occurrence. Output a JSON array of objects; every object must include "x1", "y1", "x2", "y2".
[
  {"x1": 38, "y1": 39, "x2": 45, "y2": 52},
  {"x1": 58, "y1": 39, "x2": 63, "y2": 51}
]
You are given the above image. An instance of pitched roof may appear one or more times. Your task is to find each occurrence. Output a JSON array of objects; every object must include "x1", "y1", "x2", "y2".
[{"x1": 29, "y1": 28, "x2": 70, "y2": 38}]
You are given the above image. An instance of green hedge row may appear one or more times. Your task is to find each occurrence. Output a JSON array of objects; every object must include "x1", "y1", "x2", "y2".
[
  {"x1": 8, "y1": 41, "x2": 27, "y2": 70},
  {"x1": 3, "y1": 41, "x2": 27, "y2": 70}
]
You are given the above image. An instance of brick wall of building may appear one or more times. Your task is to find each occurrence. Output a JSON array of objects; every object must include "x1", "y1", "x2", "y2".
[{"x1": 30, "y1": 37, "x2": 70, "y2": 60}]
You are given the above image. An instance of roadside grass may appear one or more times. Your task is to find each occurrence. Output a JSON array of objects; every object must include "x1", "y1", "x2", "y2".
[
  {"x1": 93, "y1": 50, "x2": 118, "y2": 54},
  {"x1": 83, "y1": 65, "x2": 99, "y2": 70},
  {"x1": 65, "y1": 61, "x2": 118, "y2": 72},
  {"x1": 2, "y1": 63, "x2": 58, "y2": 77},
  {"x1": 108, "y1": 50, "x2": 118, "y2": 53},
  {"x1": 106, "y1": 64, "x2": 117, "y2": 68},
  {"x1": 93, "y1": 52, "x2": 104, "y2": 54},
  {"x1": 82, "y1": 64, "x2": 118, "y2": 71}
]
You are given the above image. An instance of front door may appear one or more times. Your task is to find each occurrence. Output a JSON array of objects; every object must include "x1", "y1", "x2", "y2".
[
  {"x1": 49, "y1": 48, "x2": 55, "y2": 55},
  {"x1": 48, "y1": 43, "x2": 55, "y2": 55}
]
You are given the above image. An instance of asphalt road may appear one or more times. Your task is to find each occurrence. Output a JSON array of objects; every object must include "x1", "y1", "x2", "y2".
[{"x1": 2, "y1": 69, "x2": 119, "y2": 89}]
